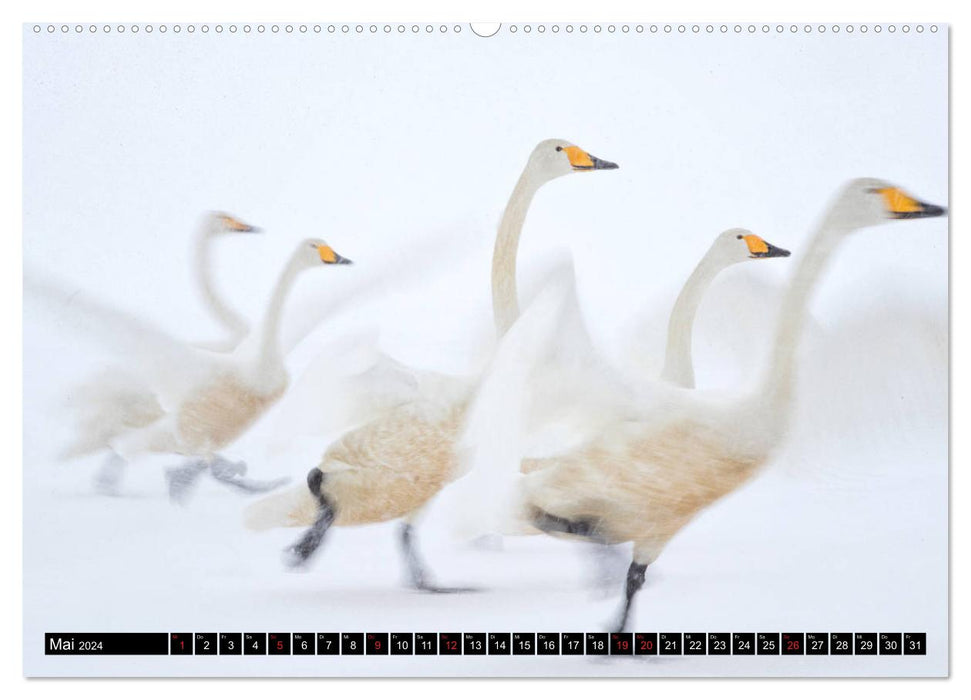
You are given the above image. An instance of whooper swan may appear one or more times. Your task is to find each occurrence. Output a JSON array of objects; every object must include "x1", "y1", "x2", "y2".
[
  {"x1": 470, "y1": 179, "x2": 944, "y2": 630},
  {"x1": 660, "y1": 228, "x2": 790, "y2": 388},
  {"x1": 244, "y1": 139, "x2": 619, "y2": 592},
  {"x1": 99, "y1": 239, "x2": 352, "y2": 494},
  {"x1": 60, "y1": 212, "x2": 261, "y2": 492}
]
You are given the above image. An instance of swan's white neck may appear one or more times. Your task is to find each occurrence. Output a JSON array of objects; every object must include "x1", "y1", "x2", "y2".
[
  {"x1": 660, "y1": 247, "x2": 728, "y2": 388},
  {"x1": 256, "y1": 251, "x2": 308, "y2": 375},
  {"x1": 492, "y1": 166, "x2": 544, "y2": 336},
  {"x1": 758, "y1": 209, "x2": 852, "y2": 421},
  {"x1": 195, "y1": 223, "x2": 247, "y2": 343}
]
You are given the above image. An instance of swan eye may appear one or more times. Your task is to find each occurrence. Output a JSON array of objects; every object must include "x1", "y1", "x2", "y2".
[
  {"x1": 556, "y1": 146, "x2": 563, "y2": 152},
  {"x1": 736, "y1": 234, "x2": 743, "y2": 240}
]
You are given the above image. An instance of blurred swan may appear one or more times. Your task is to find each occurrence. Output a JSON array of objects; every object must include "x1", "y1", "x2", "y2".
[
  {"x1": 465, "y1": 179, "x2": 945, "y2": 630},
  {"x1": 245, "y1": 139, "x2": 619, "y2": 592},
  {"x1": 193, "y1": 212, "x2": 263, "y2": 351},
  {"x1": 660, "y1": 228, "x2": 790, "y2": 388},
  {"x1": 109, "y1": 239, "x2": 351, "y2": 470},
  {"x1": 60, "y1": 212, "x2": 261, "y2": 485},
  {"x1": 53, "y1": 239, "x2": 352, "y2": 497},
  {"x1": 514, "y1": 228, "x2": 791, "y2": 591}
]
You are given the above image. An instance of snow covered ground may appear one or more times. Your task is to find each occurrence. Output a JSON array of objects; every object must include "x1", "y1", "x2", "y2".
[{"x1": 22, "y1": 25, "x2": 947, "y2": 677}]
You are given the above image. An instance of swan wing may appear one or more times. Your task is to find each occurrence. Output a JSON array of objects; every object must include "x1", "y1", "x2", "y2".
[
  {"x1": 452, "y1": 259, "x2": 638, "y2": 538},
  {"x1": 281, "y1": 224, "x2": 483, "y2": 355},
  {"x1": 510, "y1": 258, "x2": 640, "y2": 454},
  {"x1": 26, "y1": 271, "x2": 219, "y2": 394},
  {"x1": 263, "y1": 332, "x2": 413, "y2": 447}
]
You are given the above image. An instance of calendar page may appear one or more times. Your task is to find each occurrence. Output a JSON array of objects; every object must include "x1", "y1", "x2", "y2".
[{"x1": 22, "y1": 21, "x2": 948, "y2": 677}]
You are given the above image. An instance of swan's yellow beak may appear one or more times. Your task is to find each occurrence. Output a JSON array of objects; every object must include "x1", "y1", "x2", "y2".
[
  {"x1": 222, "y1": 215, "x2": 261, "y2": 233},
  {"x1": 876, "y1": 187, "x2": 947, "y2": 219},
  {"x1": 561, "y1": 145, "x2": 619, "y2": 171},
  {"x1": 318, "y1": 244, "x2": 353, "y2": 265},
  {"x1": 742, "y1": 234, "x2": 790, "y2": 259}
]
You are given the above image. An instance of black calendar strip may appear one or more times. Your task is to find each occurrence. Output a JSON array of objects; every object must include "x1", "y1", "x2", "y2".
[{"x1": 45, "y1": 632, "x2": 927, "y2": 656}]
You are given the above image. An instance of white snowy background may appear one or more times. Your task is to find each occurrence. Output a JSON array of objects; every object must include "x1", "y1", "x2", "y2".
[{"x1": 22, "y1": 25, "x2": 947, "y2": 676}]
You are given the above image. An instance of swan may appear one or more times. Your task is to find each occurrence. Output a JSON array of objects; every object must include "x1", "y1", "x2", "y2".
[
  {"x1": 506, "y1": 228, "x2": 791, "y2": 590},
  {"x1": 244, "y1": 139, "x2": 619, "y2": 592},
  {"x1": 193, "y1": 212, "x2": 263, "y2": 351},
  {"x1": 453, "y1": 227, "x2": 791, "y2": 561},
  {"x1": 60, "y1": 212, "x2": 261, "y2": 488},
  {"x1": 96, "y1": 238, "x2": 352, "y2": 495},
  {"x1": 660, "y1": 228, "x2": 790, "y2": 388},
  {"x1": 469, "y1": 178, "x2": 944, "y2": 630}
]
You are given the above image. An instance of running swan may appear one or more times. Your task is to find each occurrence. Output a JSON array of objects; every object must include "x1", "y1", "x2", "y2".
[
  {"x1": 244, "y1": 140, "x2": 619, "y2": 592},
  {"x1": 60, "y1": 212, "x2": 262, "y2": 489},
  {"x1": 475, "y1": 179, "x2": 944, "y2": 630},
  {"x1": 101, "y1": 239, "x2": 352, "y2": 494}
]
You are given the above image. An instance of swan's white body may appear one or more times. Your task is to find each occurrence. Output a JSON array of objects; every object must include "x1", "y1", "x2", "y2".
[
  {"x1": 465, "y1": 178, "x2": 945, "y2": 628},
  {"x1": 245, "y1": 140, "x2": 619, "y2": 568},
  {"x1": 451, "y1": 229, "x2": 790, "y2": 542},
  {"x1": 62, "y1": 213, "x2": 259, "y2": 460},
  {"x1": 106, "y1": 239, "x2": 348, "y2": 463}
]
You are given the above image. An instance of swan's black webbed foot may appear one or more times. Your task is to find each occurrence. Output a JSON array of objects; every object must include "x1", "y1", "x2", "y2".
[
  {"x1": 164, "y1": 459, "x2": 207, "y2": 503},
  {"x1": 209, "y1": 456, "x2": 290, "y2": 494},
  {"x1": 284, "y1": 468, "x2": 335, "y2": 568},
  {"x1": 400, "y1": 522, "x2": 478, "y2": 594},
  {"x1": 611, "y1": 560, "x2": 648, "y2": 633}
]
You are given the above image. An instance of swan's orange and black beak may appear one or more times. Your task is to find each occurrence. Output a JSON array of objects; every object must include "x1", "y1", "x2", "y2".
[
  {"x1": 742, "y1": 234, "x2": 791, "y2": 259},
  {"x1": 875, "y1": 187, "x2": 947, "y2": 220},
  {"x1": 223, "y1": 215, "x2": 262, "y2": 233},
  {"x1": 561, "y1": 145, "x2": 619, "y2": 171},
  {"x1": 318, "y1": 244, "x2": 353, "y2": 265},
  {"x1": 893, "y1": 200, "x2": 947, "y2": 219}
]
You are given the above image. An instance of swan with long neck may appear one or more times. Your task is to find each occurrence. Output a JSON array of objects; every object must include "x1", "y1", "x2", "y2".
[
  {"x1": 660, "y1": 228, "x2": 790, "y2": 388},
  {"x1": 61, "y1": 212, "x2": 262, "y2": 468},
  {"x1": 244, "y1": 139, "x2": 619, "y2": 592},
  {"x1": 493, "y1": 141, "x2": 618, "y2": 334},
  {"x1": 195, "y1": 212, "x2": 262, "y2": 350},
  {"x1": 486, "y1": 178, "x2": 944, "y2": 631},
  {"x1": 102, "y1": 239, "x2": 352, "y2": 492}
]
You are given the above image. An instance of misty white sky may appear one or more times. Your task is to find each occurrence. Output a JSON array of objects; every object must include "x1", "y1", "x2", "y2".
[{"x1": 24, "y1": 27, "x2": 947, "y2": 357}]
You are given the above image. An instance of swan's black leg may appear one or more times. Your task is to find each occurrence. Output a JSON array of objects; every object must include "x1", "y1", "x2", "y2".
[
  {"x1": 94, "y1": 452, "x2": 126, "y2": 496},
  {"x1": 613, "y1": 560, "x2": 648, "y2": 633},
  {"x1": 164, "y1": 459, "x2": 208, "y2": 503},
  {"x1": 209, "y1": 455, "x2": 290, "y2": 494},
  {"x1": 530, "y1": 508, "x2": 646, "y2": 631},
  {"x1": 531, "y1": 508, "x2": 606, "y2": 542},
  {"x1": 587, "y1": 542, "x2": 629, "y2": 596},
  {"x1": 399, "y1": 522, "x2": 476, "y2": 594},
  {"x1": 284, "y1": 468, "x2": 336, "y2": 568}
]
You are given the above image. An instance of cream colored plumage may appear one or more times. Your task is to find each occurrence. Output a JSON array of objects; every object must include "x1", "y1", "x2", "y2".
[
  {"x1": 245, "y1": 139, "x2": 619, "y2": 591},
  {"x1": 455, "y1": 229, "x2": 790, "y2": 551},
  {"x1": 472, "y1": 178, "x2": 945, "y2": 630}
]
